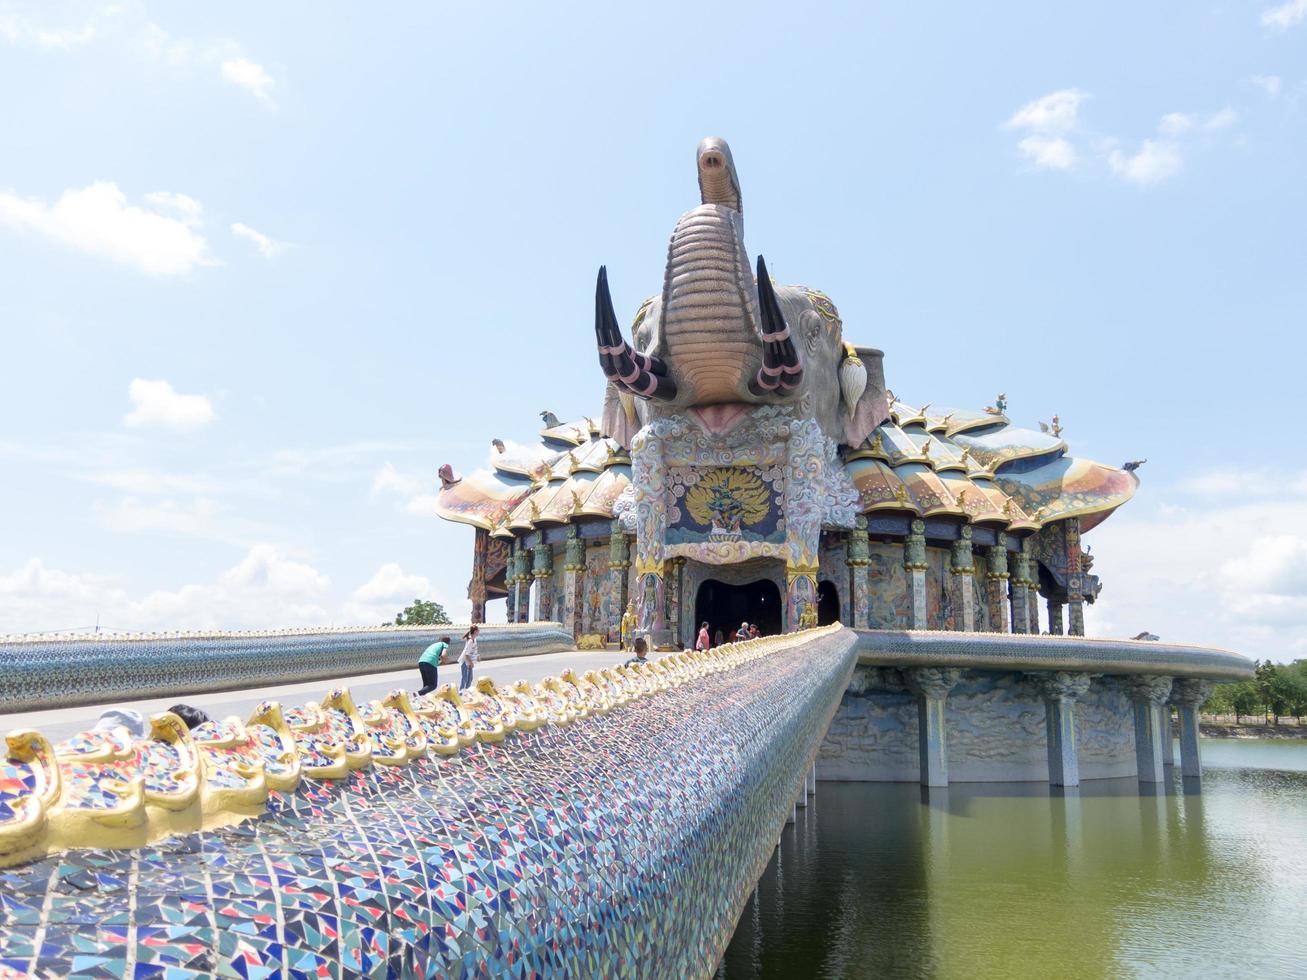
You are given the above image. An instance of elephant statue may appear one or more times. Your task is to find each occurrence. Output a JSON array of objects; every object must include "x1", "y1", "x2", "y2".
[{"x1": 595, "y1": 136, "x2": 889, "y2": 449}]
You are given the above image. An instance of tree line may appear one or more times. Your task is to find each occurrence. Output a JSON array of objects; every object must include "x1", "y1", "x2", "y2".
[{"x1": 1203, "y1": 660, "x2": 1307, "y2": 725}]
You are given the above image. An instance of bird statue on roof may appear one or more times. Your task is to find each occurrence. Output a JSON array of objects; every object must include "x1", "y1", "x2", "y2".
[
  {"x1": 438, "y1": 464, "x2": 460, "y2": 489},
  {"x1": 1123, "y1": 459, "x2": 1147, "y2": 472},
  {"x1": 984, "y1": 393, "x2": 1007, "y2": 416},
  {"x1": 491, "y1": 438, "x2": 506, "y2": 454},
  {"x1": 539, "y1": 411, "x2": 561, "y2": 427}
]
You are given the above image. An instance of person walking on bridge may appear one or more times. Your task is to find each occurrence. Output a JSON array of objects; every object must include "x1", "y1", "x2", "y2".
[
  {"x1": 696, "y1": 621, "x2": 711, "y2": 651},
  {"x1": 458, "y1": 625, "x2": 480, "y2": 691},
  {"x1": 416, "y1": 635, "x2": 451, "y2": 695}
]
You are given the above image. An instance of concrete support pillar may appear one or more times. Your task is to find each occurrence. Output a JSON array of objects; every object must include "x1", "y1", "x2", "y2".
[
  {"x1": 666, "y1": 558, "x2": 685, "y2": 646},
  {"x1": 904, "y1": 519, "x2": 929, "y2": 629},
  {"x1": 1028, "y1": 586, "x2": 1041, "y2": 634},
  {"x1": 847, "y1": 516, "x2": 871, "y2": 628},
  {"x1": 1029, "y1": 672, "x2": 1091, "y2": 786},
  {"x1": 950, "y1": 526, "x2": 975, "y2": 632},
  {"x1": 531, "y1": 543, "x2": 554, "y2": 622},
  {"x1": 1127, "y1": 675, "x2": 1174, "y2": 784},
  {"x1": 562, "y1": 524, "x2": 586, "y2": 638},
  {"x1": 904, "y1": 668, "x2": 962, "y2": 787},
  {"x1": 1171, "y1": 679, "x2": 1213, "y2": 782},
  {"x1": 504, "y1": 542, "x2": 519, "y2": 623},
  {"x1": 986, "y1": 542, "x2": 1011, "y2": 633},
  {"x1": 807, "y1": 763, "x2": 816, "y2": 797},
  {"x1": 609, "y1": 526, "x2": 630, "y2": 641},
  {"x1": 1159, "y1": 704, "x2": 1176, "y2": 767},
  {"x1": 1048, "y1": 600, "x2": 1065, "y2": 636}
]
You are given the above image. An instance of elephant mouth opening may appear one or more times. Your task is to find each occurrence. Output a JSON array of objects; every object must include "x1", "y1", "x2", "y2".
[{"x1": 688, "y1": 404, "x2": 753, "y2": 436}]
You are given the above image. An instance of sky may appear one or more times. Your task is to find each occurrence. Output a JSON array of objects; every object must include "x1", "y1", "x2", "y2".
[{"x1": 0, "y1": 1, "x2": 1304, "y2": 660}]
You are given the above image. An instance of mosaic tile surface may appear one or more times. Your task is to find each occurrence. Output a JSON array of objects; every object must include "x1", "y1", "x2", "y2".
[
  {"x1": 0, "y1": 629, "x2": 858, "y2": 978},
  {"x1": 0, "y1": 624, "x2": 574, "y2": 713}
]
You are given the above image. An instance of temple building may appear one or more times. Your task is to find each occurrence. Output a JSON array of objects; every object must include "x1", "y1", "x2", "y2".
[{"x1": 434, "y1": 138, "x2": 1137, "y2": 647}]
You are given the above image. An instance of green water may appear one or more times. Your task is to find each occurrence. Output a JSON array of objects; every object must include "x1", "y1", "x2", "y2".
[{"x1": 721, "y1": 739, "x2": 1307, "y2": 979}]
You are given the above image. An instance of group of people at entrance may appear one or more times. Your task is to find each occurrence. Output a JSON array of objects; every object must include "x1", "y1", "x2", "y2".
[
  {"x1": 416, "y1": 624, "x2": 480, "y2": 695},
  {"x1": 695, "y1": 620, "x2": 760, "y2": 650}
]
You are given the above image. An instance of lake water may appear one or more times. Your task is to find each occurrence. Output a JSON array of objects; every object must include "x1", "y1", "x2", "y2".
[{"x1": 721, "y1": 739, "x2": 1307, "y2": 978}]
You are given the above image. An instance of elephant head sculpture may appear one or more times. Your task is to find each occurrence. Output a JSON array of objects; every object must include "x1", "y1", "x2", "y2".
[{"x1": 596, "y1": 137, "x2": 888, "y2": 449}]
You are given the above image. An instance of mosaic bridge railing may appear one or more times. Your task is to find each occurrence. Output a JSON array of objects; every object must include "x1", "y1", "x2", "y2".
[
  {"x1": 852, "y1": 629, "x2": 1253, "y2": 680},
  {"x1": 0, "y1": 622, "x2": 574, "y2": 713},
  {"x1": 0, "y1": 625, "x2": 858, "y2": 978}
]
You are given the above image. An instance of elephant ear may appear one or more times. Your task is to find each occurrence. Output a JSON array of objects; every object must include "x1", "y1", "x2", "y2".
[
  {"x1": 843, "y1": 346, "x2": 891, "y2": 447},
  {"x1": 601, "y1": 380, "x2": 640, "y2": 450}
]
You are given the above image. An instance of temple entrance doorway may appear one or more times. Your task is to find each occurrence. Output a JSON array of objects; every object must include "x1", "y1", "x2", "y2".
[
  {"x1": 694, "y1": 579, "x2": 783, "y2": 642},
  {"x1": 816, "y1": 580, "x2": 841, "y2": 626}
]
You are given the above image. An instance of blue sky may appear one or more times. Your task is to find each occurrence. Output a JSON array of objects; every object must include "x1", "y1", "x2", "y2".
[{"x1": 1, "y1": 1, "x2": 1304, "y2": 659}]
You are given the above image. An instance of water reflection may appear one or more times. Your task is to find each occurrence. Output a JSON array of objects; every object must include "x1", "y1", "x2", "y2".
[{"x1": 720, "y1": 746, "x2": 1307, "y2": 978}]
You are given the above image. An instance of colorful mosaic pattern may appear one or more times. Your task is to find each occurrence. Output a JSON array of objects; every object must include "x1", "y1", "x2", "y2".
[
  {"x1": 0, "y1": 629, "x2": 857, "y2": 978},
  {"x1": 0, "y1": 624, "x2": 574, "y2": 714}
]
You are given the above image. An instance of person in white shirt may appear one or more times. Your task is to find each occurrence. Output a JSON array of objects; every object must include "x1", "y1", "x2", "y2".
[{"x1": 458, "y1": 624, "x2": 480, "y2": 690}]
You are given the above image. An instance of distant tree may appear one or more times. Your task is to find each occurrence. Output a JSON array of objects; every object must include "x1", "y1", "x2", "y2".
[
  {"x1": 1202, "y1": 684, "x2": 1233, "y2": 718},
  {"x1": 1230, "y1": 681, "x2": 1261, "y2": 725},
  {"x1": 391, "y1": 599, "x2": 451, "y2": 626}
]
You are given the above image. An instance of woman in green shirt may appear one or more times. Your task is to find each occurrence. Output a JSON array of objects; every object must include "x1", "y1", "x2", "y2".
[{"x1": 416, "y1": 636, "x2": 451, "y2": 695}]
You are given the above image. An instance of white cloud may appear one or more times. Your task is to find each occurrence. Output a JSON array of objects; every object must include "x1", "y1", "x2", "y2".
[
  {"x1": 144, "y1": 191, "x2": 202, "y2": 225},
  {"x1": 221, "y1": 57, "x2": 275, "y2": 106},
  {"x1": 1261, "y1": 0, "x2": 1307, "y2": 29},
  {"x1": 0, "y1": 5, "x2": 99, "y2": 49},
  {"x1": 0, "y1": 181, "x2": 213, "y2": 275},
  {"x1": 1158, "y1": 112, "x2": 1195, "y2": 136},
  {"x1": 81, "y1": 468, "x2": 216, "y2": 496},
  {"x1": 1203, "y1": 107, "x2": 1238, "y2": 130},
  {"x1": 372, "y1": 462, "x2": 421, "y2": 497},
  {"x1": 1005, "y1": 89, "x2": 1089, "y2": 133},
  {"x1": 342, "y1": 563, "x2": 438, "y2": 624},
  {"x1": 1107, "y1": 139, "x2": 1183, "y2": 185},
  {"x1": 1249, "y1": 74, "x2": 1283, "y2": 97},
  {"x1": 404, "y1": 493, "x2": 441, "y2": 517},
  {"x1": 231, "y1": 221, "x2": 287, "y2": 258},
  {"x1": 1082, "y1": 471, "x2": 1307, "y2": 662},
  {"x1": 0, "y1": 545, "x2": 333, "y2": 633},
  {"x1": 1016, "y1": 135, "x2": 1077, "y2": 170},
  {"x1": 123, "y1": 378, "x2": 217, "y2": 431},
  {"x1": 97, "y1": 495, "x2": 223, "y2": 537}
]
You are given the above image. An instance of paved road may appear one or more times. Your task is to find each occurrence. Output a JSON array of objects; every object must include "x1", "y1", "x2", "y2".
[{"x1": 1, "y1": 648, "x2": 634, "y2": 743}]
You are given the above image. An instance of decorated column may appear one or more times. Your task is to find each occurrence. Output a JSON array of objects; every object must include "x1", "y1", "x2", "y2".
[
  {"x1": 846, "y1": 516, "x2": 871, "y2": 629},
  {"x1": 531, "y1": 542, "x2": 554, "y2": 622},
  {"x1": 1065, "y1": 518, "x2": 1086, "y2": 636},
  {"x1": 1048, "y1": 599, "x2": 1065, "y2": 636},
  {"x1": 504, "y1": 541, "x2": 517, "y2": 624},
  {"x1": 1026, "y1": 537, "x2": 1042, "y2": 633},
  {"x1": 562, "y1": 524, "x2": 586, "y2": 638},
  {"x1": 1010, "y1": 548, "x2": 1030, "y2": 634},
  {"x1": 950, "y1": 526, "x2": 975, "y2": 632},
  {"x1": 904, "y1": 519, "x2": 929, "y2": 629},
  {"x1": 666, "y1": 557, "x2": 686, "y2": 644},
  {"x1": 985, "y1": 541, "x2": 1010, "y2": 633},
  {"x1": 609, "y1": 525, "x2": 631, "y2": 638},
  {"x1": 1127, "y1": 675, "x2": 1174, "y2": 783},
  {"x1": 470, "y1": 528, "x2": 489, "y2": 624},
  {"x1": 903, "y1": 668, "x2": 962, "y2": 787},
  {"x1": 513, "y1": 545, "x2": 531, "y2": 623},
  {"x1": 1029, "y1": 672, "x2": 1091, "y2": 786},
  {"x1": 1170, "y1": 678, "x2": 1213, "y2": 781},
  {"x1": 785, "y1": 563, "x2": 819, "y2": 632}
]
